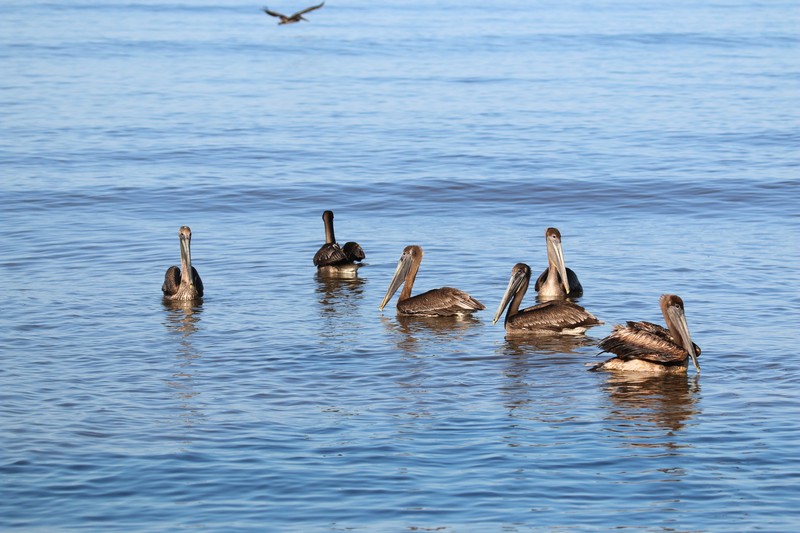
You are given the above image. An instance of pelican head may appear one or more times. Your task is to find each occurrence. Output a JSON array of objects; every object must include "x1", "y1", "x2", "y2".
[
  {"x1": 545, "y1": 227, "x2": 570, "y2": 295},
  {"x1": 379, "y1": 245, "x2": 422, "y2": 310},
  {"x1": 493, "y1": 263, "x2": 531, "y2": 324},
  {"x1": 660, "y1": 294, "x2": 700, "y2": 373}
]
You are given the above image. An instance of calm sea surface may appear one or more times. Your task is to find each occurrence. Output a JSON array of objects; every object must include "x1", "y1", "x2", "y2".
[{"x1": 1, "y1": 0, "x2": 799, "y2": 530}]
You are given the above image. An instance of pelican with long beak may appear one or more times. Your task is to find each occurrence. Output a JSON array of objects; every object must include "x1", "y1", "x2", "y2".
[
  {"x1": 313, "y1": 210, "x2": 365, "y2": 274},
  {"x1": 534, "y1": 227, "x2": 583, "y2": 299},
  {"x1": 162, "y1": 226, "x2": 204, "y2": 301},
  {"x1": 592, "y1": 294, "x2": 701, "y2": 373},
  {"x1": 379, "y1": 245, "x2": 484, "y2": 316},
  {"x1": 494, "y1": 263, "x2": 601, "y2": 335}
]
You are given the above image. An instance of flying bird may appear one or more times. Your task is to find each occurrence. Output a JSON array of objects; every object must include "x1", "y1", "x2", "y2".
[
  {"x1": 263, "y1": 2, "x2": 325, "y2": 24},
  {"x1": 162, "y1": 226, "x2": 204, "y2": 302}
]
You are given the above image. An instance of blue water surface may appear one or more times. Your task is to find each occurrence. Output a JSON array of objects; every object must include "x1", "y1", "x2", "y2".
[{"x1": 1, "y1": 0, "x2": 799, "y2": 530}]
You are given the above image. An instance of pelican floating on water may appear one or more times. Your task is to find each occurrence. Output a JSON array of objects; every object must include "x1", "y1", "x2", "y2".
[
  {"x1": 262, "y1": 2, "x2": 324, "y2": 24},
  {"x1": 313, "y1": 210, "x2": 365, "y2": 274},
  {"x1": 494, "y1": 263, "x2": 601, "y2": 335},
  {"x1": 535, "y1": 227, "x2": 583, "y2": 299},
  {"x1": 380, "y1": 245, "x2": 485, "y2": 316},
  {"x1": 162, "y1": 226, "x2": 204, "y2": 301},
  {"x1": 592, "y1": 294, "x2": 701, "y2": 374}
]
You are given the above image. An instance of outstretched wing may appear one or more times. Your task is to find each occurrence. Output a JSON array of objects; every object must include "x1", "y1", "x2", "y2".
[
  {"x1": 262, "y1": 7, "x2": 285, "y2": 18},
  {"x1": 293, "y1": 1, "x2": 325, "y2": 17}
]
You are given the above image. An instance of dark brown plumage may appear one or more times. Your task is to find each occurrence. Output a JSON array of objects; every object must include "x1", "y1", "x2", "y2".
[
  {"x1": 379, "y1": 245, "x2": 484, "y2": 317},
  {"x1": 162, "y1": 226, "x2": 204, "y2": 301},
  {"x1": 313, "y1": 210, "x2": 365, "y2": 272},
  {"x1": 342, "y1": 241, "x2": 365, "y2": 262},
  {"x1": 263, "y1": 2, "x2": 324, "y2": 24},
  {"x1": 592, "y1": 294, "x2": 701, "y2": 373},
  {"x1": 494, "y1": 263, "x2": 600, "y2": 334}
]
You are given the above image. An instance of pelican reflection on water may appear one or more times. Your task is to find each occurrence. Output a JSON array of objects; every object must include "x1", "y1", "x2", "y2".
[
  {"x1": 315, "y1": 273, "x2": 365, "y2": 318},
  {"x1": 379, "y1": 245, "x2": 485, "y2": 316},
  {"x1": 313, "y1": 210, "x2": 365, "y2": 275},
  {"x1": 502, "y1": 331, "x2": 597, "y2": 356},
  {"x1": 494, "y1": 263, "x2": 601, "y2": 335},
  {"x1": 592, "y1": 294, "x2": 701, "y2": 374},
  {"x1": 162, "y1": 226, "x2": 204, "y2": 302},
  {"x1": 601, "y1": 372, "x2": 700, "y2": 432},
  {"x1": 535, "y1": 227, "x2": 583, "y2": 299}
]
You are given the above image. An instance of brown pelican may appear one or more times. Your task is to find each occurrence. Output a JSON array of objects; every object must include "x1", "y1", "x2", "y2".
[
  {"x1": 162, "y1": 226, "x2": 204, "y2": 301},
  {"x1": 494, "y1": 263, "x2": 601, "y2": 335},
  {"x1": 313, "y1": 210, "x2": 365, "y2": 273},
  {"x1": 379, "y1": 245, "x2": 485, "y2": 316},
  {"x1": 534, "y1": 227, "x2": 583, "y2": 299},
  {"x1": 263, "y1": 2, "x2": 324, "y2": 24},
  {"x1": 592, "y1": 294, "x2": 701, "y2": 374}
]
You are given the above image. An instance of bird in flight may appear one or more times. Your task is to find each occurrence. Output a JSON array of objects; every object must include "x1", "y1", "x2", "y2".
[{"x1": 263, "y1": 2, "x2": 325, "y2": 25}]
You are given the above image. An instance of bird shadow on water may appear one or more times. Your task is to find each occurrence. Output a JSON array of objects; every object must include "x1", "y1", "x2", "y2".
[{"x1": 161, "y1": 301, "x2": 206, "y2": 446}]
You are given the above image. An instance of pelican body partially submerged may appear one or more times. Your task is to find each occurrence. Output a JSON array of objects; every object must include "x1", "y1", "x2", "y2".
[
  {"x1": 535, "y1": 227, "x2": 583, "y2": 299},
  {"x1": 162, "y1": 226, "x2": 204, "y2": 302},
  {"x1": 592, "y1": 294, "x2": 701, "y2": 374},
  {"x1": 379, "y1": 245, "x2": 484, "y2": 317},
  {"x1": 313, "y1": 210, "x2": 365, "y2": 274},
  {"x1": 494, "y1": 263, "x2": 600, "y2": 335}
]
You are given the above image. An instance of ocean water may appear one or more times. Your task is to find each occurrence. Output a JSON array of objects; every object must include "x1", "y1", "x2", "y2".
[{"x1": 1, "y1": 0, "x2": 799, "y2": 530}]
